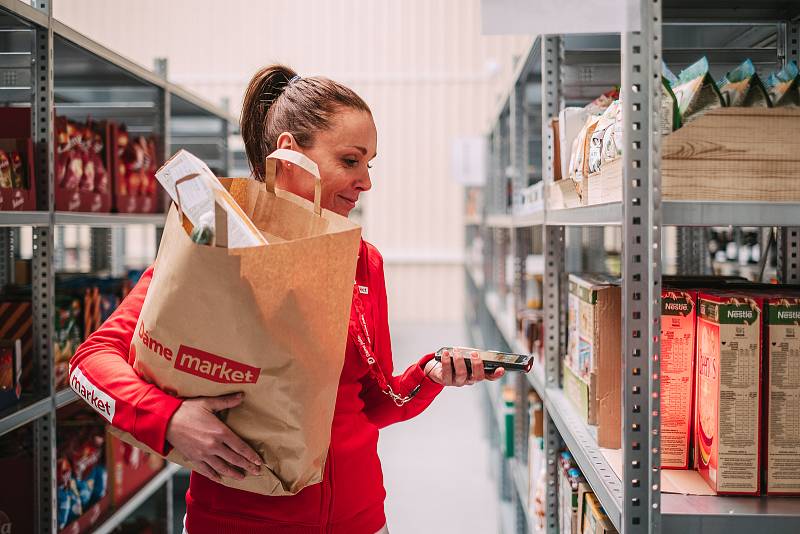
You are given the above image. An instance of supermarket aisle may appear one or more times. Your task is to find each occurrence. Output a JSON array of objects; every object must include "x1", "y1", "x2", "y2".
[{"x1": 379, "y1": 322, "x2": 499, "y2": 534}]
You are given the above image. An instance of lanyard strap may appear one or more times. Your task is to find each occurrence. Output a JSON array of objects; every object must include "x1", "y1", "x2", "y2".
[{"x1": 349, "y1": 284, "x2": 420, "y2": 406}]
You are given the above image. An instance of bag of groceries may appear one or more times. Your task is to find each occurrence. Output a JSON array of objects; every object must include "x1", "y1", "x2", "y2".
[{"x1": 110, "y1": 149, "x2": 361, "y2": 496}]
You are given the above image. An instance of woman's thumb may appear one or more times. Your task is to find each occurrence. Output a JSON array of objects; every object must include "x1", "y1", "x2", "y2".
[{"x1": 203, "y1": 392, "x2": 244, "y2": 412}]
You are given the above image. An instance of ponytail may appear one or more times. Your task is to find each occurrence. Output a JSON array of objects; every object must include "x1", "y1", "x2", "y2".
[{"x1": 240, "y1": 64, "x2": 371, "y2": 181}]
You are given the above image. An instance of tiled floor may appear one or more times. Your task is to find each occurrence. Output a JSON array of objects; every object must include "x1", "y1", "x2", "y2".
[{"x1": 379, "y1": 322, "x2": 499, "y2": 534}]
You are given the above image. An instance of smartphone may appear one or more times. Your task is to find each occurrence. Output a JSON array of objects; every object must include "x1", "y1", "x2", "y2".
[{"x1": 434, "y1": 347, "x2": 534, "y2": 374}]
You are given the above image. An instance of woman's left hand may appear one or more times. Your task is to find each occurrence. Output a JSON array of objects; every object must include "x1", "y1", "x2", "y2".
[{"x1": 424, "y1": 349, "x2": 505, "y2": 387}]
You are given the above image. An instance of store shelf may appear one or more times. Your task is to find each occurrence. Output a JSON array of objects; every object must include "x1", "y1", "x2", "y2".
[
  {"x1": 512, "y1": 209, "x2": 544, "y2": 227},
  {"x1": 510, "y1": 459, "x2": 535, "y2": 534},
  {"x1": 92, "y1": 462, "x2": 182, "y2": 534},
  {"x1": 526, "y1": 363, "x2": 546, "y2": 399},
  {"x1": 466, "y1": 265, "x2": 484, "y2": 291},
  {"x1": 662, "y1": 201, "x2": 800, "y2": 227},
  {"x1": 55, "y1": 212, "x2": 167, "y2": 227},
  {"x1": 0, "y1": 211, "x2": 50, "y2": 227},
  {"x1": 546, "y1": 203, "x2": 622, "y2": 227},
  {"x1": 487, "y1": 213, "x2": 515, "y2": 229},
  {"x1": 661, "y1": 494, "x2": 800, "y2": 533},
  {"x1": 55, "y1": 387, "x2": 78, "y2": 409},
  {"x1": 485, "y1": 291, "x2": 530, "y2": 356},
  {"x1": 465, "y1": 214, "x2": 482, "y2": 225},
  {"x1": 545, "y1": 387, "x2": 623, "y2": 531},
  {"x1": 0, "y1": 397, "x2": 51, "y2": 437},
  {"x1": 0, "y1": 0, "x2": 49, "y2": 27}
]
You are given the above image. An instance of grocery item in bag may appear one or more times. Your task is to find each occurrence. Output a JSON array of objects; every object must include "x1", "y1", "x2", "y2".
[
  {"x1": 672, "y1": 57, "x2": 724, "y2": 124},
  {"x1": 569, "y1": 115, "x2": 601, "y2": 185},
  {"x1": 766, "y1": 60, "x2": 799, "y2": 107},
  {"x1": 584, "y1": 87, "x2": 619, "y2": 116},
  {"x1": 718, "y1": 59, "x2": 771, "y2": 107},
  {"x1": 104, "y1": 149, "x2": 362, "y2": 496}
]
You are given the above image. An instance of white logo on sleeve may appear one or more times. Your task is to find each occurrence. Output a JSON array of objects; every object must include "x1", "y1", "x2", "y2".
[
  {"x1": 70, "y1": 367, "x2": 116, "y2": 423},
  {"x1": 358, "y1": 285, "x2": 369, "y2": 295}
]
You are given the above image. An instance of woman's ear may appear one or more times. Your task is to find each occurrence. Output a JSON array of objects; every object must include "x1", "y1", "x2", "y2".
[{"x1": 276, "y1": 132, "x2": 296, "y2": 150}]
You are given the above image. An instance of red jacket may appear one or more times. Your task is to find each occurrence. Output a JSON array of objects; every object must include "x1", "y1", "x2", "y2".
[{"x1": 70, "y1": 240, "x2": 443, "y2": 534}]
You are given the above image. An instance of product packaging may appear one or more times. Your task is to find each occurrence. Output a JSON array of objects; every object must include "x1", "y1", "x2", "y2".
[
  {"x1": 503, "y1": 385, "x2": 516, "y2": 458},
  {"x1": 0, "y1": 301, "x2": 33, "y2": 394},
  {"x1": 54, "y1": 117, "x2": 113, "y2": 212},
  {"x1": 558, "y1": 452, "x2": 589, "y2": 534},
  {"x1": 717, "y1": 59, "x2": 771, "y2": 107},
  {"x1": 528, "y1": 390, "x2": 545, "y2": 526},
  {"x1": 581, "y1": 492, "x2": 618, "y2": 534},
  {"x1": 0, "y1": 339, "x2": 22, "y2": 412},
  {"x1": 695, "y1": 292, "x2": 762, "y2": 495},
  {"x1": 54, "y1": 296, "x2": 84, "y2": 389},
  {"x1": 565, "y1": 274, "x2": 621, "y2": 448},
  {"x1": 0, "y1": 107, "x2": 37, "y2": 211},
  {"x1": 660, "y1": 62, "x2": 681, "y2": 133},
  {"x1": 112, "y1": 125, "x2": 161, "y2": 213},
  {"x1": 568, "y1": 115, "x2": 601, "y2": 190},
  {"x1": 558, "y1": 107, "x2": 590, "y2": 181},
  {"x1": 588, "y1": 101, "x2": 621, "y2": 175},
  {"x1": 583, "y1": 87, "x2": 620, "y2": 116},
  {"x1": 660, "y1": 289, "x2": 697, "y2": 469},
  {"x1": 766, "y1": 60, "x2": 800, "y2": 107},
  {"x1": 671, "y1": 57, "x2": 725, "y2": 125},
  {"x1": 761, "y1": 294, "x2": 800, "y2": 495},
  {"x1": 0, "y1": 427, "x2": 35, "y2": 534},
  {"x1": 107, "y1": 432, "x2": 164, "y2": 506}
]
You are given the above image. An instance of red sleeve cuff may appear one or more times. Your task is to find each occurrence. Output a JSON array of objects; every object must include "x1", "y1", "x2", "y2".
[
  {"x1": 133, "y1": 385, "x2": 183, "y2": 455},
  {"x1": 412, "y1": 353, "x2": 443, "y2": 399}
]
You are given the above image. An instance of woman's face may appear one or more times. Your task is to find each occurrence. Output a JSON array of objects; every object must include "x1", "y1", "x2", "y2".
[{"x1": 276, "y1": 108, "x2": 377, "y2": 217}]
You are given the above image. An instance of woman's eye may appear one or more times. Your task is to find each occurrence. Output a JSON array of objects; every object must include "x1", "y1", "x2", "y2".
[{"x1": 343, "y1": 158, "x2": 359, "y2": 167}]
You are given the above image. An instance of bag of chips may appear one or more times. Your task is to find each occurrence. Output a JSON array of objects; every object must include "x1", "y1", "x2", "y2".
[
  {"x1": 766, "y1": 60, "x2": 799, "y2": 107},
  {"x1": 718, "y1": 59, "x2": 771, "y2": 107},
  {"x1": 672, "y1": 57, "x2": 725, "y2": 124},
  {"x1": 588, "y1": 100, "x2": 621, "y2": 174}
]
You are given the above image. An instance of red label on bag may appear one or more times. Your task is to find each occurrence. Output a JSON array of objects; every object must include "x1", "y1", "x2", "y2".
[{"x1": 174, "y1": 345, "x2": 260, "y2": 384}]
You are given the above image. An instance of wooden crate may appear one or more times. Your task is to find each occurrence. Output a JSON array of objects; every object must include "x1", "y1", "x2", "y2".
[{"x1": 579, "y1": 108, "x2": 800, "y2": 205}]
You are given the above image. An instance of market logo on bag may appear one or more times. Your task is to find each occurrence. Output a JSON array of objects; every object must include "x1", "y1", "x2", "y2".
[
  {"x1": 175, "y1": 345, "x2": 259, "y2": 384},
  {"x1": 138, "y1": 323, "x2": 259, "y2": 384}
]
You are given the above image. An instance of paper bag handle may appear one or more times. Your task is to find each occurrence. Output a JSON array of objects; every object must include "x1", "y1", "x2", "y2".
[{"x1": 265, "y1": 148, "x2": 322, "y2": 216}]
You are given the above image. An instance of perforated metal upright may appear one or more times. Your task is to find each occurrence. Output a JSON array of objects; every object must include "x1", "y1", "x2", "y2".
[
  {"x1": 621, "y1": 1, "x2": 662, "y2": 531},
  {"x1": 541, "y1": 34, "x2": 563, "y2": 534}
]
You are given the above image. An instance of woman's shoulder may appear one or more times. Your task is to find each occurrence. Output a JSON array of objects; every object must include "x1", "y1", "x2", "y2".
[{"x1": 362, "y1": 240, "x2": 384, "y2": 272}]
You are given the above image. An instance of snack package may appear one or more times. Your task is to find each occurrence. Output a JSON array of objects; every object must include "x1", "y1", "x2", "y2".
[
  {"x1": 69, "y1": 431, "x2": 107, "y2": 508},
  {"x1": 9, "y1": 151, "x2": 27, "y2": 189},
  {"x1": 57, "y1": 456, "x2": 83, "y2": 530},
  {"x1": 718, "y1": 59, "x2": 771, "y2": 107},
  {"x1": 0, "y1": 339, "x2": 22, "y2": 412},
  {"x1": 569, "y1": 115, "x2": 601, "y2": 185},
  {"x1": 661, "y1": 62, "x2": 681, "y2": 133},
  {"x1": 672, "y1": 57, "x2": 725, "y2": 124},
  {"x1": 766, "y1": 60, "x2": 800, "y2": 107},
  {"x1": 54, "y1": 297, "x2": 83, "y2": 389},
  {"x1": 588, "y1": 101, "x2": 621, "y2": 174},
  {"x1": 584, "y1": 87, "x2": 620, "y2": 116},
  {"x1": 0, "y1": 150, "x2": 11, "y2": 188}
]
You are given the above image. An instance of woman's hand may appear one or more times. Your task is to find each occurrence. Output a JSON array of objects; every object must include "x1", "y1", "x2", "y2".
[
  {"x1": 424, "y1": 350, "x2": 505, "y2": 387},
  {"x1": 166, "y1": 392, "x2": 263, "y2": 482}
]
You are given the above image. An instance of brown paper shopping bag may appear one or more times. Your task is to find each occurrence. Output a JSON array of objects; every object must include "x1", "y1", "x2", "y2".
[{"x1": 110, "y1": 149, "x2": 361, "y2": 496}]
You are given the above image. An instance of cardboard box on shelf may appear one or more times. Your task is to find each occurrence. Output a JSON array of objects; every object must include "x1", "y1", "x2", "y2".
[
  {"x1": 0, "y1": 108, "x2": 37, "y2": 211},
  {"x1": 558, "y1": 452, "x2": 590, "y2": 534},
  {"x1": 107, "y1": 431, "x2": 165, "y2": 506},
  {"x1": 581, "y1": 492, "x2": 618, "y2": 534},
  {"x1": 761, "y1": 295, "x2": 800, "y2": 495},
  {"x1": 695, "y1": 292, "x2": 762, "y2": 495},
  {"x1": 566, "y1": 274, "x2": 621, "y2": 449},
  {"x1": 660, "y1": 289, "x2": 697, "y2": 470}
]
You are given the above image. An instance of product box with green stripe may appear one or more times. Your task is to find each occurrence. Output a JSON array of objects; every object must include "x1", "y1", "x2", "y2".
[
  {"x1": 695, "y1": 292, "x2": 762, "y2": 495},
  {"x1": 565, "y1": 274, "x2": 621, "y2": 449},
  {"x1": 761, "y1": 295, "x2": 800, "y2": 495}
]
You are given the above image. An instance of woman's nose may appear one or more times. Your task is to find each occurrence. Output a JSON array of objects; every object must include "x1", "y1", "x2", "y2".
[{"x1": 357, "y1": 170, "x2": 372, "y2": 192}]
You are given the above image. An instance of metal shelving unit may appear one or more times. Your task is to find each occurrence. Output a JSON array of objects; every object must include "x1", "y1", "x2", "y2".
[
  {"x1": 0, "y1": 1, "x2": 236, "y2": 532},
  {"x1": 468, "y1": 2, "x2": 800, "y2": 533}
]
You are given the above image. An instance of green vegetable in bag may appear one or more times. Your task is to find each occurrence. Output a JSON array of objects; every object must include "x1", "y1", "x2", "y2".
[
  {"x1": 718, "y1": 59, "x2": 771, "y2": 107},
  {"x1": 672, "y1": 57, "x2": 724, "y2": 124},
  {"x1": 661, "y1": 62, "x2": 681, "y2": 133}
]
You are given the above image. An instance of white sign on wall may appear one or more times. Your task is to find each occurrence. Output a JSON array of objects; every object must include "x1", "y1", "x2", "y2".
[
  {"x1": 481, "y1": 0, "x2": 641, "y2": 36},
  {"x1": 450, "y1": 136, "x2": 487, "y2": 186}
]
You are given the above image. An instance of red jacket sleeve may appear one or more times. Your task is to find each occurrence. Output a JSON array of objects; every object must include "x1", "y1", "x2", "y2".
[
  {"x1": 359, "y1": 245, "x2": 443, "y2": 429},
  {"x1": 69, "y1": 266, "x2": 182, "y2": 454}
]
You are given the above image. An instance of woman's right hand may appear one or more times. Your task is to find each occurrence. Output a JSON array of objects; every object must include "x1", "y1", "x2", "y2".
[{"x1": 166, "y1": 392, "x2": 263, "y2": 482}]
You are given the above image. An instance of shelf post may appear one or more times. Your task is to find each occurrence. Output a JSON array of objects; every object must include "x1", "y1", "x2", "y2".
[
  {"x1": 541, "y1": 33, "x2": 562, "y2": 534},
  {"x1": 31, "y1": 2, "x2": 56, "y2": 532},
  {"x1": 621, "y1": 0, "x2": 663, "y2": 532}
]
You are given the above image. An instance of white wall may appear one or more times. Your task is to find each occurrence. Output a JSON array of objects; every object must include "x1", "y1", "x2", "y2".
[{"x1": 55, "y1": 0, "x2": 531, "y2": 322}]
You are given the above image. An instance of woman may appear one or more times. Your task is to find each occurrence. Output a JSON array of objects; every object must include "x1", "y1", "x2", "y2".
[{"x1": 70, "y1": 65, "x2": 504, "y2": 534}]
